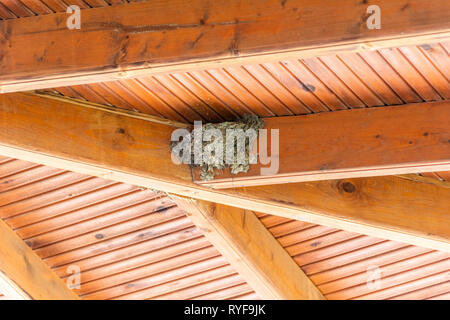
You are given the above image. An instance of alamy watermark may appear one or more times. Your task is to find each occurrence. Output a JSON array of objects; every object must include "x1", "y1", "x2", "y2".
[
  {"x1": 66, "y1": 264, "x2": 81, "y2": 290},
  {"x1": 366, "y1": 5, "x2": 381, "y2": 30},
  {"x1": 366, "y1": 265, "x2": 382, "y2": 291}
]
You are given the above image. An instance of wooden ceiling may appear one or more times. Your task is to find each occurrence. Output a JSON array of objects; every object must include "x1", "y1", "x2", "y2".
[
  {"x1": 258, "y1": 212, "x2": 450, "y2": 299},
  {"x1": 0, "y1": 0, "x2": 127, "y2": 18},
  {"x1": 0, "y1": 156, "x2": 258, "y2": 300},
  {"x1": 0, "y1": 156, "x2": 448, "y2": 299}
]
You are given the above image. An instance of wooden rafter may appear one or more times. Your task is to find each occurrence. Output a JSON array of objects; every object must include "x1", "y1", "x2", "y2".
[
  {"x1": 194, "y1": 101, "x2": 450, "y2": 188},
  {"x1": 171, "y1": 196, "x2": 325, "y2": 300},
  {"x1": 0, "y1": 92, "x2": 449, "y2": 252},
  {"x1": 397, "y1": 174, "x2": 450, "y2": 189},
  {"x1": 0, "y1": 219, "x2": 79, "y2": 300},
  {"x1": 0, "y1": 0, "x2": 449, "y2": 92}
]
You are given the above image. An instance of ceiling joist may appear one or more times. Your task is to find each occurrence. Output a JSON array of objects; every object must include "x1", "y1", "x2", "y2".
[
  {"x1": 0, "y1": 0, "x2": 449, "y2": 92},
  {"x1": 0, "y1": 92, "x2": 448, "y2": 252},
  {"x1": 171, "y1": 196, "x2": 325, "y2": 300}
]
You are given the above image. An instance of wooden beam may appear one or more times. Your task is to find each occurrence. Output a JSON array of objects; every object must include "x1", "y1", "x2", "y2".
[
  {"x1": 0, "y1": 271, "x2": 30, "y2": 300},
  {"x1": 194, "y1": 100, "x2": 450, "y2": 188},
  {"x1": 396, "y1": 174, "x2": 450, "y2": 189},
  {"x1": 0, "y1": 219, "x2": 79, "y2": 300},
  {"x1": 1, "y1": 0, "x2": 449, "y2": 92},
  {"x1": 170, "y1": 197, "x2": 324, "y2": 300},
  {"x1": 0, "y1": 92, "x2": 449, "y2": 252}
]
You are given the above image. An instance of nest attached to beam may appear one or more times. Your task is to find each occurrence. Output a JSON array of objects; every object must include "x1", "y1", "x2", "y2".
[{"x1": 171, "y1": 115, "x2": 265, "y2": 181}]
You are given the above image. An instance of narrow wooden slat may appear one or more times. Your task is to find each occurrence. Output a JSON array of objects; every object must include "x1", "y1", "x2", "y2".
[
  {"x1": 302, "y1": 241, "x2": 408, "y2": 275},
  {"x1": 89, "y1": 257, "x2": 231, "y2": 300},
  {"x1": 391, "y1": 281, "x2": 450, "y2": 300},
  {"x1": 52, "y1": 226, "x2": 202, "y2": 278},
  {"x1": 77, "y1": 246, "x2": 220, "y2": 296},
  {"x1": 192, "y1": 283, "x2": 254, "y2": 300},
  {"x1": 26, "y1": 196, "x2": 173, "y2": 250},
  {"x1": 309, "y1": 245, "x2": 429, "y2": 284},
  {"x1": 17, "y1": 189, "x2": 156, "y2": 239},
  {"x1": 336, "y1": 52, "x2": 404, "y2": 105},
  {"x1": 319, "y1": 251, "x2": 449, "y2": 295},
  {"x1": 44, "y1": 217, "x2": 193, "y2": 268},
  {"x1": 0, "y1": 165, "x2": 65, "y2": 193},
  {"x1": 153, "y1": 274, "x2": 245, "y2": 300},
  {"x1": 76, "y1": 236, "x2": 210, "y2": 285},
  {"x1": 352, "y1": 266, "x2": 450, "y2": 300},
  {"x1": 359, "y1": 50, "x2": 423, "y2": 103},
  {"x1": 34, "y1": 206, "x2": 184, "y2": 258}
]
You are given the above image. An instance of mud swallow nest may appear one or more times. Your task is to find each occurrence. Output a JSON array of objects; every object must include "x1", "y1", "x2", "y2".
[{"x1": 171, "y1": 115, "x2": 265, "y2": 181}]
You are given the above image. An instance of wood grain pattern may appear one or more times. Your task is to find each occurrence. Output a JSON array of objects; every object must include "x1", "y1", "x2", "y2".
[
  {"x1": 0, "y1": 218, "x2": 79, "y2": 299},
  {"x1": 0, "y1": 92, "x2": 449, "y2": 252},
  {"x1": 0, "y1": 164, "x2": 258, "y2": 300},
  {"x1": 194, "y1": 100, "x2": 450, "y2": 188},
  {"x1": 171, "y1": 196, "x2": 324, "y2": 300},
  {"x1": 1, "y1": 0, "x2": 449, "y2": 92},
  {"x1": 46, "y1": 40, "x2": 450, "y2": 124},
  {"x1": 258, "y1": 213, "x2": 450, "y2": 300}
]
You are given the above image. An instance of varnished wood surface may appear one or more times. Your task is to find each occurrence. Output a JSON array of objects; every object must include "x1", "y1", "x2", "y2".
[
  {"x1": 0, "y1": 218, "x2": 79, "y2": 299},
  {"x1": 1, "y1": 0, "x2": 449, "y2": 92},
  {"x1": 171, "y1": 196, "x2": 325, "y2": 300},
  {"x1": 194, "y1": 100, "x2": 450, "y2": 187}
]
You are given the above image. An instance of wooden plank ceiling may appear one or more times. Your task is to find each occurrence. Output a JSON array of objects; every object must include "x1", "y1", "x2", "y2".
[
  {"x1": 44, "y1": 42, "x2": 450, "y2": 123},
  {"x1": 258, "y1": 212, "x2": 450, "y2": 300},
  {"x1": 0, "y1": 156, "x2": 448, "y2": 299},
  {"x1": 0, "y1": 0, "x2": 126, "y2": 18}
]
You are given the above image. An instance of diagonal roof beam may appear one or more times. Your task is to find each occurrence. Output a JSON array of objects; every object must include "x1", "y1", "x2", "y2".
[
  {"x1": 171, "y1": 196, "x2": 325, "y2": 299},
  {"x1": 0, "y1": 92, "x2": 448, "y2": 252},
  {"x1": 0, "y1": 219, "x2": 79, "y2": 300},
  {"x1": 0, "y1": 0, "x2": 449, "y2": 92}
]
